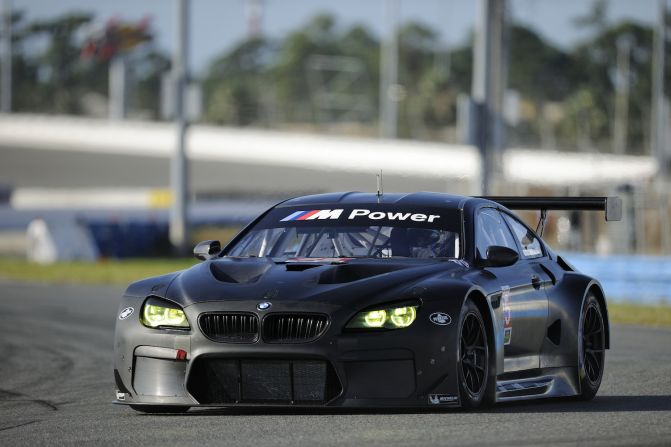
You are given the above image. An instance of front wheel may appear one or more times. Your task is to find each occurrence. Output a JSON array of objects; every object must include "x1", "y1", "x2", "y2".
[
  {"x1": 578, "y1": 293, "x2": 606, "y2": 400},
  {"x1": 457, "y1": 299, "x2": 494, "y2": 409}
]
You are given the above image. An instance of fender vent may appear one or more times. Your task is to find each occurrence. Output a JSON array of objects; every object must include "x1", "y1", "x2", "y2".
[
  {"x1": 547, "y1": 319, "x2": 561, "y2": 345},
  {"x1": 556, "y1": 255, "x2": 575, "y2": 272}
]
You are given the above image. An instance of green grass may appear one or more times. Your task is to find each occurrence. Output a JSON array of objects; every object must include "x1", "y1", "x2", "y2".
[
  {"x1": 607, "y1": 302, "x2": 671, "y2": 328},
  {"x1": 0, "y1": 257, "x2": 670, "y2": 327},
  {"x1": 0, "y1": 258, "x2": 197, "y2": 286}
]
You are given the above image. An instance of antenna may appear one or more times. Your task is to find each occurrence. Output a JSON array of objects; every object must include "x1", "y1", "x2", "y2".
[{"x1": 376, "y1": 170, "x2": 383, "y2": 203}]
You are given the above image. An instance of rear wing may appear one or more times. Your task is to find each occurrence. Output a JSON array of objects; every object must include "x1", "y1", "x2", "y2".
[{"x1": 479, "y1": 196, "x2": 622, "y2": 222}]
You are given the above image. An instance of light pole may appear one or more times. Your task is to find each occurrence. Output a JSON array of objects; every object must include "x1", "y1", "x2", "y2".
[
  {"x1": 1, "y1": 0, "x2": 11, "y2": 113},
  {"x1": 379, "y1": 0, "x2": 399, "y2": 139},
  {"x1": 472, "y1": 0, "x2": 507, "y2": 195},
  {"x1": 170, "y1": 0, "x2": 190, "y2": 254},
  {"x1": 613, "y1": 35, "x2": 631, "y2": 155}
]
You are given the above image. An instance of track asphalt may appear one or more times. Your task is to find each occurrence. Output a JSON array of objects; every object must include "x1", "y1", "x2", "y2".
[{"x1": 1, "y1": 281, "x2": 670, "y2": 446}]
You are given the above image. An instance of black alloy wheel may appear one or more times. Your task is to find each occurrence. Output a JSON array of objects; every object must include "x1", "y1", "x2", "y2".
[
  {"x1": 578, "y1": 293, "x2": 606, "y2": 400},
  {"x1": 458, "y1": 299, "x2": 492, "y2": 409}
]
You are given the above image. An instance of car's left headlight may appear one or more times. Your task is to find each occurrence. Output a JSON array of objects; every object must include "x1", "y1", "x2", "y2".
[
  {"x1": 346, "y1": 304, "x2": 418, "y2": 330},
  {"x1": 141, "y1": 297, "x2": 190, "y2": 329}
]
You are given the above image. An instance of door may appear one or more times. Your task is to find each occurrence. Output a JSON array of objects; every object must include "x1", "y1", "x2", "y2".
[{"x1": 475, "y1": 208, "x2": 549, "y2": 372}]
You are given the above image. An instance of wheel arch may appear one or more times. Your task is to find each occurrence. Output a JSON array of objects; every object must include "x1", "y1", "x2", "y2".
[
  {"x1": 586, "y1": 282, "x2": 610, "y2": 349},
  {"x1": 465, "y1": 288, "x2": 499, "y2": 404},
  {"x1": 466, "y1": 289, "x2": 495, "y2": 352}
]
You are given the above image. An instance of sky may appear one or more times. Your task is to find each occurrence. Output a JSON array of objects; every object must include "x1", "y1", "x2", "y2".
[{"x1": 12, "y1": 0, "x2": 662, "y2": 74}]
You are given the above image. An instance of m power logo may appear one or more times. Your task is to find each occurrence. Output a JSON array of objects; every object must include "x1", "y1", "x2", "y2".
[
  {"x1": 281, "y1": 209, "x2": 441, "y2": 223},
  {"x1": 281, "y1": 209, "x2": 345, "y2": 221}
]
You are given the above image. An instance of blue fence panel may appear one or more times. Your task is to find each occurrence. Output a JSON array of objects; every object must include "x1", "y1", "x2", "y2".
[{"x1": 562, "y1": 252, "x2": 671, "y2": 304}]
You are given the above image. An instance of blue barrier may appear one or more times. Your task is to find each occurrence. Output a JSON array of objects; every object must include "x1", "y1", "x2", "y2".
[
  {"x1": 87, "y1": 221, "x2": 171, "y2": 258},
  {"x1": 562, "y1": 252, "x2": 671, "y2": 304}
]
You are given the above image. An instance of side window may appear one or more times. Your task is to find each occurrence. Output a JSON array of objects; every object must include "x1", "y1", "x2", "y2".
[
  {"x1": 502, "y1": 213, "x2": 544, "y2": 259},
  {"x1": 475, "y1": 208, "x2": 518, "y2": 259}
]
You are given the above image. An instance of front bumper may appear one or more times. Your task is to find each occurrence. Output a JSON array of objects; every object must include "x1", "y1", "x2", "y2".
[{"x1": 114, "y1": 298, "x2": 462, "y2": 408}]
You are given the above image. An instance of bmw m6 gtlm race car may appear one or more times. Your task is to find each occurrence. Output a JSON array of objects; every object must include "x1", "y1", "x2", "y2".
[{"x1": 114, "y1": 192, "x2": 621, "y2": 413}]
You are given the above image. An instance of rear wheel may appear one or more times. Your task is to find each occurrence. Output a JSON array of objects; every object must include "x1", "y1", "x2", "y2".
[
  {"x1": 578, "y1": 293, "x2": 606, "y2": 400},
  {"x1": 129, "y1": 405, "x2": 190, "y2": 414},
  {"x1": 457, "y1": 299, "x2": 492, "y2": 409}
]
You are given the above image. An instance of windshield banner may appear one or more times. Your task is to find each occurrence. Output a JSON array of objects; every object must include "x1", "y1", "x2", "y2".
[{"x1": 257, "y1": 205, "x2": 460, "y2": 231}]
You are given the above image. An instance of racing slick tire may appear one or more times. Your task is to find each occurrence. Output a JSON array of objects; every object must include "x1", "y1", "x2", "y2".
[
  {"x1": 457, "y1": 298, "x2": 494, "y2": 409},
  {"x1": 130, "y1": 405, "x2": 190, "y2": 414},
  {"x1": 577, "y1": 293, "x2": 606, "y2": 401}
]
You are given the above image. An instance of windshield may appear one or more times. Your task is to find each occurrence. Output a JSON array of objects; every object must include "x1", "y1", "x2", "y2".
[{"x1": 226, "y1": 205, "x2": 462, "y2": 260}]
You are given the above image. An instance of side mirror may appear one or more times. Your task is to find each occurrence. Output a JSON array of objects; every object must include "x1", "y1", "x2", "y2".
[
  {"x1": 194, "y1": 240, "x2": 221, "y2": 261},
  {"x1": 480, "y1": 245, "x2": 518, "y2": 268}
]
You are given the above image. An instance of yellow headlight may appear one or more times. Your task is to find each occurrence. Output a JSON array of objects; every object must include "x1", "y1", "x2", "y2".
[
  {"x1": 347, "y1": 304, "x2": 419, "y2": 330},
  {"x1": 389, "y1": 306, "x2": 417, "y2": 328},
  {"x1": 141, "y1": 299, "x2": 189, "y2": 329},
  {"x1": 363, "y1": 310, "x2": 387, "y2": 328}
]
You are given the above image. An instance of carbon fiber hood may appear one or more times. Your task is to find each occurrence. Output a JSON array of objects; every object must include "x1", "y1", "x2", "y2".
[{"x1": 154, "y1": 257, "x2": 469, "y2": 309}]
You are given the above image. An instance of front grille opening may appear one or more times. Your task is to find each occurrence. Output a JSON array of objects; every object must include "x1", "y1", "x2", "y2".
[
  {"x1": 187, "y1": 358, "x2": 342, "y2": 405},
  {"x1": 199, "y1": 312, "x2": 259, "y2": 343},
  {"x1": 262, "y1": 313, "x2": 329, "y2": 343}
]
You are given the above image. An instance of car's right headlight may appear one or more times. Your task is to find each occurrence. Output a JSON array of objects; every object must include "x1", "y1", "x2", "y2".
[
  {"x1": 345, "y1": 304, "x2": 418, "y2": 330},
  {"x1": 141, "y1": 297, "x2": 190, "y2": 329}
]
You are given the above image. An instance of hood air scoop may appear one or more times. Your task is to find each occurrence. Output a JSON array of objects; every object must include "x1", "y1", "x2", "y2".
[
  {"x1": 318, "y1": 263, "x2": 411, "y2": 284},
  {"x1": 209, "y1": 259, "x2": 272, "y2": 284},
  {"x1": 285, "y1": 263, "x2": 322, "y2": 272}
]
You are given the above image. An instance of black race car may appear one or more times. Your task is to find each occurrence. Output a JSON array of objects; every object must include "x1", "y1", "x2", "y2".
[{"x1": 113, "y1": 192, "x2": 621, "y2": 412}]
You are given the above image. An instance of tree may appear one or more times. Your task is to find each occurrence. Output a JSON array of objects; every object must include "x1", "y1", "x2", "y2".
[
  {"x1": 271, "y1": 15, "x2": 340, "y2": 122},
  {"x1": 572, "y1": 0, "x2": 609, "y2": 36},
  {"x1": 558, "y1": 21, "x2": 655, "y2": 152},
  {"x1": 203, "y1": 37, "x2": 274, "y2": 125},
  {"x1": 25, "y1": 13, "x2": 100, "y2": 114}
]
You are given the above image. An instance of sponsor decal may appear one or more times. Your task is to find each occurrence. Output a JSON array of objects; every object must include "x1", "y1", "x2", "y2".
[
  {"x1": 281, "y1": 209, "x2": 441, "y2": 223},
  {"x1": 504, "y1": 328, "x2": 512, "y2": 345},
  {"x1": 428, "y1": 394, "x2": 458, "y2": 405},
  {"x1": 257, "y1": 302, "x2": 272, "y2": 311},
  {"x1": 118, "y1": 307, "x2": 134, "y2": 320},
  {"x1": 281, "y1": 209, "x2": 344, "y2": 221},
  {"x1": 501, "y1": 285, "x2": 512, "y2": 345},
  {"x1": 429, "y1": 312, "x2": 452, "y2": 326},
  {"x1": 523, "y1": 248, "x2": 542, "y2": 257}
]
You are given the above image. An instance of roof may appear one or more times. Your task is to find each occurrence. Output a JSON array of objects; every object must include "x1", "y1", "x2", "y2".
[{"x1": 279, "y1": 191, "x2": 475, "y2": 208}]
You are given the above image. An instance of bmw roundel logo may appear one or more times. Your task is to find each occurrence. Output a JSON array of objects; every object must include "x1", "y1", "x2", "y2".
[{"x1": 257, "y1": 302, "x2": 272, "y2": 311}]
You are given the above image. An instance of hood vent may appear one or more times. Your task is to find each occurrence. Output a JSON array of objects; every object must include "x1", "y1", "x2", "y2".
[
  {"x1": 209, "y1": 260, "x2": 272, "y2": 284},
  {"x1": 285, "y1": 263, "x2": 322, "y2": 272},
  {"x1": 318, "y1": 264, "x2": 409, "y2": 284}
]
